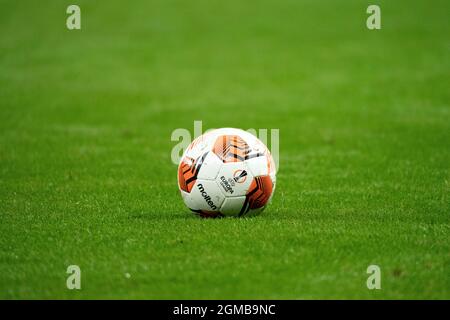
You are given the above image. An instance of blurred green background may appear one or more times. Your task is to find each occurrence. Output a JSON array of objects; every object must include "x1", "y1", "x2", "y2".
[{"x1": 0, "y1": 0, "x2": 449, "y2": 299}]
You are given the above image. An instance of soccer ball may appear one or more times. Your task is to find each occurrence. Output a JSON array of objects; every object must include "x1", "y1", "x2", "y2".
[{"x1": 177, "y1": 128, "x2": 276, "y2": 218}]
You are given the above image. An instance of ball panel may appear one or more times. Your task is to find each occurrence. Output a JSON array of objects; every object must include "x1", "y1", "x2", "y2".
[
  {"x1": 239, "y1": 175, "x2": 274, "y2": 216},
  {"x1": 220, "y1": 196, "x2": 246, "y2": 216},
  {"x1": 245, "y1": 155, "x2": 270, "y2": 177},
  {"x1": 184, "y1": 132, "x2": 217, "y2": 159},
  {"x1": 213, "y1": 134, "x2": 251, "y2": 163},
  {"x1": 180, "y1": 190, "x2": 197, "y2": 210},
  {"x1": 197, "y1": 152, "x2": 223, "y2": 180},
  {"x1": 215, "y1": 161, "x2": 253, "y2": 197},
  {"x1": 178, "y1": 152, "x2": 208, "y2": 192},
  {"x1": 189, "y1": 179, "x2": 225, "y2": 212}
]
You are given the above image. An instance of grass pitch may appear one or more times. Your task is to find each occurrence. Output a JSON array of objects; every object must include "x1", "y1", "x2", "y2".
[{"x1": 0, "y1": 0, "x2": 449, "y2": 299}]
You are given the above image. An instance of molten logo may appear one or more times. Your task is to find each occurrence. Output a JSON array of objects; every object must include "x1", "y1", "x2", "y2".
[
  {"x1": 197, "y1": 184, "x2": 217, "y2": 210},
  {"x1": 233, "y1": 170, "x2": 248, "y2": 183}
]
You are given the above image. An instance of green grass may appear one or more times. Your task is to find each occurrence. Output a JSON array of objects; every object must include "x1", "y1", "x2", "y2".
[{"x1": 0, "y1": 0, "x2": 449, "y2": 299}]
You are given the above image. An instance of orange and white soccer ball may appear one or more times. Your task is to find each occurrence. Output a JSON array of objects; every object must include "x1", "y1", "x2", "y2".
[{"x1": 177, "y1": 128, "x2": 276, "y2": 218}]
